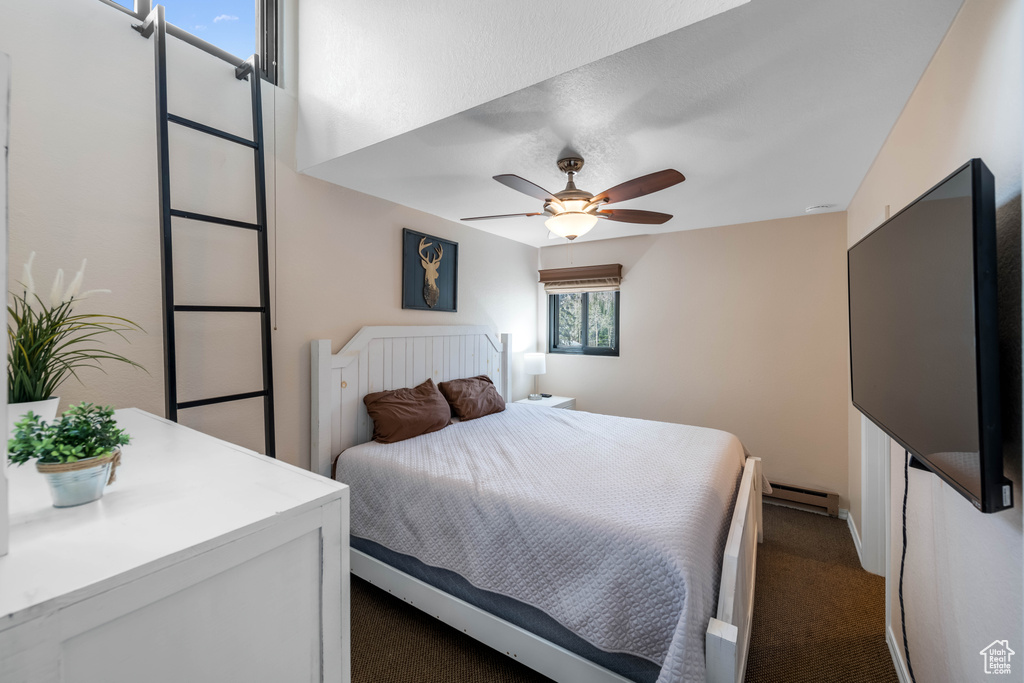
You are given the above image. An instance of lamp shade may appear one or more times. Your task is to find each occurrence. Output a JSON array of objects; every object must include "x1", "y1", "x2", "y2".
[
  {"x1": 545, "y1": 212, "x2": 598, "y2": 240},
  {"x1": 523, "y1": 352, "x2": 546, "y2": 376}
]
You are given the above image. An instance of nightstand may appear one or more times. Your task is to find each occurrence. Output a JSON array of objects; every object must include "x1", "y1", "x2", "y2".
[{"x1": 513, "y1": 395, "x2": 576, "y2": 410}]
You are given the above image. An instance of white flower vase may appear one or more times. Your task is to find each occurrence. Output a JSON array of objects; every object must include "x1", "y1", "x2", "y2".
[{"x1": 8, "y1": 397, "x2": 60, "y2": 438}]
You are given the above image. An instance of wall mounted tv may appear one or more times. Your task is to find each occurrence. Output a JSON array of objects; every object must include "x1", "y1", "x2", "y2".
[{"x1": 848, "y1": 158, "x2": 1011, "y2": 513}]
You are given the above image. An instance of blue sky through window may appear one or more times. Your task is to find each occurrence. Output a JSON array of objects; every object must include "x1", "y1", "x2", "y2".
[
  {"x1": 109, "y1": 1, "x2": 257, "y2": 59},
  {"x1": 163, "y1": 0, "x2": 256, "y2": 59}
]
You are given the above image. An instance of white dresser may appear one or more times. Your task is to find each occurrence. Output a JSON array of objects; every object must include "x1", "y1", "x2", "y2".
[{"x1": 0, "y1": 408, "x2": 349, "y2": 683}]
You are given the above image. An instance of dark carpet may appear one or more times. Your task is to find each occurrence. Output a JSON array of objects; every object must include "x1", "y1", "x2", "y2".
[
  {"x1": 744, "y1": 504, "x2": 897, "y2": 683},
  {"x1": 351, "y1": 504, "x2": 897, "y2": 682}
]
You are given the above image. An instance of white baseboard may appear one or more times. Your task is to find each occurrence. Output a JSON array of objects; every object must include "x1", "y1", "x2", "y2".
[
  {"x1": 886, "y1": 625, "x2": 912, "y2": 683},
  {"x1": 845, "y1": 510, "x2": 865, "y2": 569}
]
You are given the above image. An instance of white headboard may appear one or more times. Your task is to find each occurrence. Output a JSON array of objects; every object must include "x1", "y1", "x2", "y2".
[{"x1": 311, "y1": 325, "x2": 509, "y2": 478}]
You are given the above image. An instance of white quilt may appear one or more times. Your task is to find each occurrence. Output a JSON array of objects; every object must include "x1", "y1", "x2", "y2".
[{"x1": 336, "y1": 404, "x2": 745, "y2": 683}]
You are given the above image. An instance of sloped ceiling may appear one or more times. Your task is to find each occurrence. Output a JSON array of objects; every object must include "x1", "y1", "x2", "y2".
[
  {"x1": 296, "y1": 0, "x2": 748, "y2": 169},
  {"x1": 301, "y1": 0, "x2": 964, "y2": 247}
]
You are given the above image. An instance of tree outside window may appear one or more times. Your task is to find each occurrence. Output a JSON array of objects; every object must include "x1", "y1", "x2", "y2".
[{"x1": 549, "y1": 291, "x2": 619, "y2": 356}]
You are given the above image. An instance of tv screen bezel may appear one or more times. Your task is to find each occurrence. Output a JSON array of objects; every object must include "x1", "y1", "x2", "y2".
[{"x1": 847, "y1": 158, "x2": 1009, "y2": 513}]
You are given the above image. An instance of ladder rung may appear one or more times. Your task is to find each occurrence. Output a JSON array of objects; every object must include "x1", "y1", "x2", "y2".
[
  {"x1": 178, "y1": 390, "x2": 268, "y2": 410},
  {"x1": 168, "y1": 113, "x2": 258, "y2": 148},
  {"x1": 174, "y1": 305, "x2": 265, "y2": 313},
  {"x1": 170, "y1": 209, "x2": 261, "y2": 231}
]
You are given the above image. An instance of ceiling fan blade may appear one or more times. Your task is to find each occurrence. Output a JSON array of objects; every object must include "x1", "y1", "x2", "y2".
[
  {"x1": 493, "y1": 174, "x2": 558, "y2": 201},
  {"x1": 461, "y1": 212, "x2": 543, "y2": 221},
  {"x1": 597, "y1": 209, "x2": 673, "y2": 225},
  {"x1": 592, "y1": 169, "x2": 685, "y2": 205}
]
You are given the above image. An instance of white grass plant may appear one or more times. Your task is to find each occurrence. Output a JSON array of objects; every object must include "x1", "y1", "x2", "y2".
[{"x1": 8, "y1": 253, "x2": 144, "y2": 403}]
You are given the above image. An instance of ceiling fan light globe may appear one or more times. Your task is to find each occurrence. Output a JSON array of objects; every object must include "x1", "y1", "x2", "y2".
[{"x1": 545, "y1": 212, "x2": 598, "y2": 240}]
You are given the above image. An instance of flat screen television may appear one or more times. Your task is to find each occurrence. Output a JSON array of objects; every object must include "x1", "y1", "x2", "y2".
[{"x1": 848, "y1": 158, "x2": 1011, "y2": 513}]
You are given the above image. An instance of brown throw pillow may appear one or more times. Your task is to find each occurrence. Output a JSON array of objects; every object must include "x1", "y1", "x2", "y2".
[
  {"x1": 438, "y1": 375, "x2": 506, "y2": 421},
  {"x1": 363, "y1": 379, "x2": 451, "y2": 444}
]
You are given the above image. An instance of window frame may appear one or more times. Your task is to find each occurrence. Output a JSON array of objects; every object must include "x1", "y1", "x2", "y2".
[
  {"x1": 548, "y1": 291, "x2": 620, "y2": 357},
  {"x1": 99, "y1": 0, "x2": 278, "y2": 85}
]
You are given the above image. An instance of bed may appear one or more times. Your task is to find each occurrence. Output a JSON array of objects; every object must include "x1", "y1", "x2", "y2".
[{"x1": 311, "y1": 325, "x2": 761, "y2": 683}]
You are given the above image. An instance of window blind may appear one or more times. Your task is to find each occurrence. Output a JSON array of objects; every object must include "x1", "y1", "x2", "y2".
[{"x1": 539, "y1": 264, "x2": 622, "y2": 294}]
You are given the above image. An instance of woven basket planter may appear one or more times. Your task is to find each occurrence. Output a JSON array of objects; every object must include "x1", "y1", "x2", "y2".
[{"x1": 36, "y1": 449, "x2": 122, "y2": 508}]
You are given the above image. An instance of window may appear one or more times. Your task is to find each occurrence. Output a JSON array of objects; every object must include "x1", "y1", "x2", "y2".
[
  {"x1": 548, "y1": 291, "x2": 620, "y2": 356},
  {"x1": 542, "y1": 263, "x2": 622, "y2": 356},
  {"x1": 100, "y1": 0, "x2": 278, "y2": 84},
  {"x1": 162, "y1": 0, "x2": 258, "y2": 63}
]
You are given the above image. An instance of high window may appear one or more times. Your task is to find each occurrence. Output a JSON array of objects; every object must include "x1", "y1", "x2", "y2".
[
  {"x1": 100, "y1": 0, "x2": 277, "y2": 84},
  {"x1": 542, "y1": 264, "x2": 622, "y2": 357},
  {"x1": 161, "y1": 0, "x2": 257, "y2": 62}
]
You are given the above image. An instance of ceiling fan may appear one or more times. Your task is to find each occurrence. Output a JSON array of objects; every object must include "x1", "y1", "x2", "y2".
[{"x1": 461, "y1": 156, "x2": 685, "y2": 240}]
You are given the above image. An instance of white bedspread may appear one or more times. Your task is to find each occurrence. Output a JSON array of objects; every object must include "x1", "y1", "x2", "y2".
[{"x1": 336, "y1": 404, "x2": 745, "y2": 683}]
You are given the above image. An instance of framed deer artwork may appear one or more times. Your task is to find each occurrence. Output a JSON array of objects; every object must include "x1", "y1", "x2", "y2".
[{"x1": 401, "y1": 228, "x2": 459, "y2": 312}]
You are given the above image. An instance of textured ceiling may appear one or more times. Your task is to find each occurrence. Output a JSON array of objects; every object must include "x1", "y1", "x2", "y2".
[
  {"x1": 303, "y1": 0, "x2": 964, "y2": 247},
  {"x1": 296, "y1": 0, "x2": 748, "y2": 169}
]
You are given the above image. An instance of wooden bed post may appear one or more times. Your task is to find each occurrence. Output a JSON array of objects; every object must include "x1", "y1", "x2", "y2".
[
  {"x1": 706, "y1": 456, "x2": 762, "y2": 683},
  {"x1": 755, "y1": 458, "x2": 764, "y2": 544},
  {"x1": 499, "y1": 333, "x2": 510, "y2": 401},
  {"x1": 311, "y1": 339, "x2": 332, "y2": 477}
]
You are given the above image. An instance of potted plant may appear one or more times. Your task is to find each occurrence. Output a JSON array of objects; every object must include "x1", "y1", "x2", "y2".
[
  {"x1": 8, "y1": 252, "x2": 144, "y2": 435},
  {"x1": 8, "y1": 402, "x2": 131, "y2": 507}
]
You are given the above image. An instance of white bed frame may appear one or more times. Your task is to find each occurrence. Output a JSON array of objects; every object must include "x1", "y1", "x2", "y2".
[{"x1": 311, "y1": 325, "x2": 762, "y2": 683}]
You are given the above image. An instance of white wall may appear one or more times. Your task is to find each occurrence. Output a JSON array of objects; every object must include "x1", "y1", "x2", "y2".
[
  {"x1": 845, "y1": 0, "x2": 1022, "y2": 679},
  {"x1": 294, "y1": 0, "x2": 747, "y2": 170},
  {"x1": 537, "y1": 212, "x2": 850, "y2": 504},
  {"x1": 0, "y1": 0, "x2": 538, "y2": 469},
  {"x1": 1, "y1": 51, "x2": 9, "y2": 557}
]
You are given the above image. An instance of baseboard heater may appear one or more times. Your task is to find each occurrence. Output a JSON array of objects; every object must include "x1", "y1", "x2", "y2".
[{"x1": 764, "y1": 481, "x2": 839, "y2": 517}]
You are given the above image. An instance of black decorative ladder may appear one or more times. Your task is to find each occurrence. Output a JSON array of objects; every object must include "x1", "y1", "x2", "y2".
[{"x1": 137, "y1": 5, "x2": 276, "y2": 457}]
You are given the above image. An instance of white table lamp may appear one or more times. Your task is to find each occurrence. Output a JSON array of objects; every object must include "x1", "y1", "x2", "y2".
[{"x1": 524, "y1": 353, "x2": 546, "y2": 400}]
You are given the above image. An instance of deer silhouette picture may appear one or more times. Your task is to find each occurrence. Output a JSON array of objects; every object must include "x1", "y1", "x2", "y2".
[{"x1": 418, "y1": 237, "x2": 444, "y2": 308}]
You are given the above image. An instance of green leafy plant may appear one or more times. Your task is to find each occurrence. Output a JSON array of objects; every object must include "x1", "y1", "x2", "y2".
[
  {"x1": 8, "y1": 252, "x2": 144, "y2": 403},
  {"x1": 8, "y1": 402, "x2": 131, "y2": 466}
]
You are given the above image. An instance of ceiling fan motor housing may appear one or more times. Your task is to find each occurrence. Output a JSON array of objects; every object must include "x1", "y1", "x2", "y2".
[
  {"x1": 543, "y1": 158, "x2": 604, "y2": 239},
  {"x1": 546, "y1": 157, "x2": 602, "y2": 217}
]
